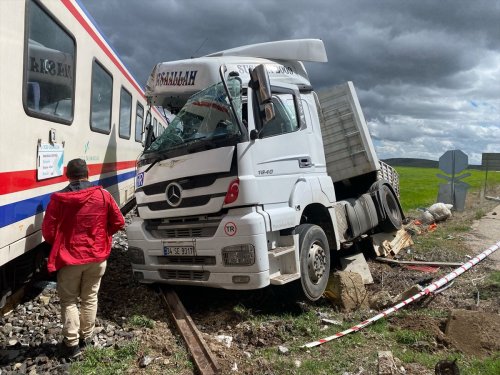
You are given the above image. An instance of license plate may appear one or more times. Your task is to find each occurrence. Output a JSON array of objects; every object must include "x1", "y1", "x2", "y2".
[{"x1": 163, "y1": 246, "x2": 195, "y2": 256}]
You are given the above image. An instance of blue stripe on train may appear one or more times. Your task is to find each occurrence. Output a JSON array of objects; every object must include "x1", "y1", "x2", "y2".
[{"x1": 0, "y1": 171, "x2": 136, "y2": 229}]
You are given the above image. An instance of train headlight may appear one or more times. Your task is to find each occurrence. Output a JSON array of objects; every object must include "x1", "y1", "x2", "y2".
[
  {"x1": 222, "y1": 244, "x2": 255, "y2": 266},
  {"x1": 128, "y1": 246, "x2": 145, "y2": 265}
]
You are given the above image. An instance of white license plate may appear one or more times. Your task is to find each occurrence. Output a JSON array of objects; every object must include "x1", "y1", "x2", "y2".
[{"x1": 163, "y1": 246, "x2": 195, "y2": 256}]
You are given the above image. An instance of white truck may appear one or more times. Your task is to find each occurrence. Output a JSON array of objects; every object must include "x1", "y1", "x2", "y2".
[{"x1": 127, "y1": 39, "x2": 403, "y2": 301}]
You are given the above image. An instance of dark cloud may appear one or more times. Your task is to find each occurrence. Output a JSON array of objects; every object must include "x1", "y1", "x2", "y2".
[{"x1": 80, "y1": 0, "x2": 500, "y2": 164}]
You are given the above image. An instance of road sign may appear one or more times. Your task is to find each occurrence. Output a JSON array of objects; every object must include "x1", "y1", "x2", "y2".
[
  {"x1": 482, "y1": 153, "x2": 500, "y2": 171},
  {"x1": 439, "y1": 149, "x2": 468, "y2": 175},
  {"x1": 482, "y1": 153, "x2": 500, "y2": 197},
  {"x1": 436, "y1": 150, "x2": 469, "y2": 211}
]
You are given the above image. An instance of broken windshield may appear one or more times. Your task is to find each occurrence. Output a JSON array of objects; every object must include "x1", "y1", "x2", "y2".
[{"x1": 145, "y1": 78, "x2": 242, "y2": 154}]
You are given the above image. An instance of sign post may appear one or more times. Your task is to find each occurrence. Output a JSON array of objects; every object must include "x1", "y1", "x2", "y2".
[
  {"x1": 437, "y1": 150, "x2": 469, "y2": 211},
  {"x1": 482, "y1": 153, "x2": 500, "y2": 197}
]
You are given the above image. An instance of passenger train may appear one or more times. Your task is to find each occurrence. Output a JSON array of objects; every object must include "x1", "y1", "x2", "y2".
[{"x1": 0, "y1": 0, "x2": 167, "y2": 307}]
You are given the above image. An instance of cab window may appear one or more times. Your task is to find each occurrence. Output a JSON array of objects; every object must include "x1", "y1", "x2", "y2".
[
  {"x1": 260, "y1": 94, "x2": 299, "y2": 138},
  {"x1": 24, "y1": 0, "x2": 75, "y2": 123}
]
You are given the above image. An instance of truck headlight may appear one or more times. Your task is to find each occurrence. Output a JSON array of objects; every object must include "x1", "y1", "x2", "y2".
[
  {"x1": 222, "y1": 244, "x2": 255, "y2": 266},
  {"x1": 128, "y1": 246, "x2": 145, "y2": 265}
]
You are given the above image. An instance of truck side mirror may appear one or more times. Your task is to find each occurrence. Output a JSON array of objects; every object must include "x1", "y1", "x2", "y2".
[
  {"x1": 250, "y1": 65, "x2": 272, "y2": 104},
  {"x1": 144, "y1": 110, "x2": 154, "y2": 148},
  {"x1": 250, "y1": 65, "x2": 275, "y2": 125}
]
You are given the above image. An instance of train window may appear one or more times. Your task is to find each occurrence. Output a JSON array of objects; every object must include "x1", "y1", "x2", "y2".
[
  {"x1": 24, "y1": 0, "x2": 75, "y2": 124},
  {"x1": 135, "y1": 102, "x2": 144, "y2": 142},
  {"x1": 119, "y1": 87, "x2": 132, "y2": 139},
  {"x1": 153, "y1": 118, "x2": 158, "y2": 137},
  {"x1": 90, "y1": 60, "x2": 113, "y2": 133}
]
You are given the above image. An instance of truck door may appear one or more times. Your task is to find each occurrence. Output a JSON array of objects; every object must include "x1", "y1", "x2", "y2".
[{"x1": 249, "y1": 91, "x2": 315, "y2": 210}]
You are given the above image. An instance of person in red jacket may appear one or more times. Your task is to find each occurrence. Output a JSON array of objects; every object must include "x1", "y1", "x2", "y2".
[{"x1": 42, "y1": 158, "x2": 125, "y2": 359}]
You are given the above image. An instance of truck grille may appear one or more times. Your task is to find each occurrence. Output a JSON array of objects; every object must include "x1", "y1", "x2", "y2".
[
  {"x1": 149, "y1": 226, "x2": 218, "y2": 238},
  {"x1": 159, "y1": 270, "x2": 209, "y2": 281},
  {"x1": 157, "y1": 256, "x2": 216, "y2": 265},
  {"x1": 146, "y1": 217, "x2": 221, "y2": 238}
]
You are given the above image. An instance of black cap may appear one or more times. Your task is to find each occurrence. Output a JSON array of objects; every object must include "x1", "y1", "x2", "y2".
[{"x1": 66, "y1": 158, "x2": 88, "y2": 180}]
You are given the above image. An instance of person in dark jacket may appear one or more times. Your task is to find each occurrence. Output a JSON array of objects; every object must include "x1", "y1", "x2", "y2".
[{"x1": 42, "y1": 159, "x2": 125, "y2": 358}]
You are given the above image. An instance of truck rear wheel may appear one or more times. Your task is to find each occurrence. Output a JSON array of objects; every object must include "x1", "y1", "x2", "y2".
[
  {"x1": 379, "y1": 184, "x2": 403, "y2": 232},
  {"x1": 296, "y1": 224, "x2": 330, "y2": 301}
]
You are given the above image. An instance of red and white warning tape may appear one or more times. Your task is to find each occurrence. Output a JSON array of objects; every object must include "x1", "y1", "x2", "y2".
[{"x1": 302, "y1": 240, "x2": 500, "y2": 348}]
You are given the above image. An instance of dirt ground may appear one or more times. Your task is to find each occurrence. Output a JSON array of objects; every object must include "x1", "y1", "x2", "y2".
[
  {"x1": 465, "y1": 203, "x2": 500, "y2": 269},
  {"x1": 95, "y1": 200, "x2": 500, "y2": 374}
]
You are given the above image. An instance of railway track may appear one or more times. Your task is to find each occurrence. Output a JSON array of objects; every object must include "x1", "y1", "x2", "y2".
[{"x1": 160, "y1": 287, "x2": 220, "y2": 375}]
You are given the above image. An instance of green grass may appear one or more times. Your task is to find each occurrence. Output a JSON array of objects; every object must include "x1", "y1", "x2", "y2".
[
  {"x1": 71, "y1": 341, "x2": 140, "y2": 375},
  {"x1": 128, "y1": 314, "x2": 155, "y2": 329},
  {"x1": 395, "y1": 167, "x2": 500, "y2": 212},
  {"x1": 478, "y1": 270, "x2": 500, "y2": 300},
  {"x1": 394, "y1": 328, "x2": 432, "y2": 345}
]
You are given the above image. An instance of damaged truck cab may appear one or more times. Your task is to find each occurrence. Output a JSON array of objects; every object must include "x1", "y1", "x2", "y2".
[{"x1": 127, "y1": 39, "x2": 403, "y2": 300}]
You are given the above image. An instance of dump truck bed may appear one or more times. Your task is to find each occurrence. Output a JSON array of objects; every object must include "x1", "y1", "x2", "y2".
[{"x1": 318, "y1": 81, "x2": 380, "y2": 182}]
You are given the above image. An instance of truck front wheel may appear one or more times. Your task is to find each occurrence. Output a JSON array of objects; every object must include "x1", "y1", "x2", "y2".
[{"x1": 296, "y1": 224, "x2": 330, "y2": 301}]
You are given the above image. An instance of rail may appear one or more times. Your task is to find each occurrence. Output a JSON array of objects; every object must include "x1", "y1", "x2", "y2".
[{"x1": 160, "y1": 287, "x2": 220, "y2": 375}]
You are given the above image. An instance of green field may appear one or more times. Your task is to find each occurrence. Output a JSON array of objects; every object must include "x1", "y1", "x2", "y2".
[{"x1": 395, "y1": 166, "x2": 500, "y2": 212}]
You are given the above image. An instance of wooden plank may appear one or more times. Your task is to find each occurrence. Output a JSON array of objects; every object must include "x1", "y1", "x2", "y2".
[
  {"x1": 161, "y1": 288, "x2": 220, "y2": 375},
  {"x1": 375, "y1": 258, "x2": 463, "y2": 267},
  {"x1": 371, "y1": 229, "x2": 414, "y2": 257}
]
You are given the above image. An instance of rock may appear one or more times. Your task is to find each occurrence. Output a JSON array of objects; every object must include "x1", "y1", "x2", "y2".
[
  {"x1": 445, "y1": 309, "x2": 500, "y2": 357},
  {"x1": 138, "y1": 355, "x2": 153, "y2": 368},
  {"x1": 35, "y1": 355, "x2": 49, "y2": 364},
  {"x1": 277, "y1": 345, "x2": 289, "y2": 354},
  {"x1": 2, "y1": 322, "x2": 13, "y2": 335},
  {"x1": 378, "y1": 351, "x2": 397, "y2": 375},
  {"x1": 369, "y1": 290, "x2": 394, "y2": 310},
  {"x1": 39, "y1": 296, "x2": 51, "y2": 305},
  {"x1": 214, "y1": 334, "x2": 233, "y2": 348},
  {"x1": 324, "y1": 271, "x2": 369, "y2": 311},
  {"x1": 256, "y1": 338, "x2": 267, "y2": 347},
  {"x1": 393, "y1": 285, "x2": 423, "y2": 304}
]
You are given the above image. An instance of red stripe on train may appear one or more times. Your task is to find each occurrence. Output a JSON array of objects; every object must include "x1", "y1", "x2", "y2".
[{"x1": 0, "y1": 160, "x2": 136, "y2": 195}]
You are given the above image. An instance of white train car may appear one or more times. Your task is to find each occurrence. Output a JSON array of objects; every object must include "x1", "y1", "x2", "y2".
[{"x1": 0, "y1": 0, "x2": 166, "y2": 306}]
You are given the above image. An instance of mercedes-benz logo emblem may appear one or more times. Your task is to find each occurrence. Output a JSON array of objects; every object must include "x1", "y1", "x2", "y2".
[{"x1": 165, "y1": 182, "x2": 182, "y2": 207}]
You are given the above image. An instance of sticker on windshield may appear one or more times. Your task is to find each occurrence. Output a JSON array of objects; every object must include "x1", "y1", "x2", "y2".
[{"x1": 136, "y1": 172, "x2": 144, "y2": 188}]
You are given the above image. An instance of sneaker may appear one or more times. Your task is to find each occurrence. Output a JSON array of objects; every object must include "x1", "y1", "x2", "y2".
[{"x1": 58, "y1": 342, "x2": 82, "y2": 359}]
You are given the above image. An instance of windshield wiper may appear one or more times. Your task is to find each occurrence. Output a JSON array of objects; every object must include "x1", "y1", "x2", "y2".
[
  {"x1": 186, "y1": 137, "x2": 217, "y2": 153},
  {"x1": 143, "y1": 152, "x2": 170, "y2": 173}
]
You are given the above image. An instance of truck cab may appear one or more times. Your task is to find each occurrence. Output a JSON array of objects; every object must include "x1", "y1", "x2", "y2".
[{"x1": 127, "y1": 39, "x2": 403, "y2": 301}]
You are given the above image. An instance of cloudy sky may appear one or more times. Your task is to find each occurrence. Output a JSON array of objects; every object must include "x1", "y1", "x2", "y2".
[{"x1": 79, "y1": 0, "x2": 500, "y2": 164}]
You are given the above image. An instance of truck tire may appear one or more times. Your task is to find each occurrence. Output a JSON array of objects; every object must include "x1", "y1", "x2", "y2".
[
  {"x1": 379, "y1": 184, "x2": 403, "y2": 232},
  {"x1": 296, "y1": 224, "x2": 330, "y2": 301}
]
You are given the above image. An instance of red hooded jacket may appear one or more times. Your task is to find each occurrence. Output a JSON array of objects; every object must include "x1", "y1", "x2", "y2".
[{"x1": 42, "y1": 184, "x2": 125, "y2": 272}]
